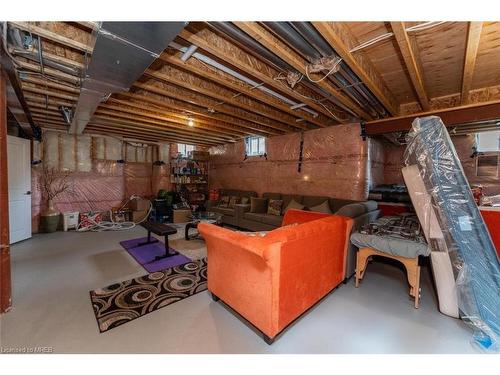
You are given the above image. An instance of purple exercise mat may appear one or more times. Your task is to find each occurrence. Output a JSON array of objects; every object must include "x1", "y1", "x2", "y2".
[{"x1": 119, "y1": 237, "x2": 191, "y2": 273}]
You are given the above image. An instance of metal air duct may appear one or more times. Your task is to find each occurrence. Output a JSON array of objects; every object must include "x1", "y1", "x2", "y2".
[{"x1": 69, "y1": 22, "x2": 186, "y2": 134}]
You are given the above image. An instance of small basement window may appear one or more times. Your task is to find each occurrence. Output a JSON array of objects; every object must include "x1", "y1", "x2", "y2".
[
  {"x1": 177, "y1": 143, "x2": 194, "y2": 157},
  {"x1": 476, "y1": 130, "x2": 500, "y2": 152},
  {"x1": 245, "y1": 136, "x2": 266, "y2": 156}
]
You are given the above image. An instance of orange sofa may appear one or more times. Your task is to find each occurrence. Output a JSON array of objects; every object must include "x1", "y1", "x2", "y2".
[{"x1": 198, "y1": 209, "x2": 353, "y2": 344}]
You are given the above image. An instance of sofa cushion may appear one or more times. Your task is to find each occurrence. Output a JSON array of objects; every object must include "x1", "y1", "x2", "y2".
[
  {"x1": 284, "y1": 199, "x2": 305, "y2": 212},
  {"x1": 213, "y1": 207, "x2": 236, "y2": 216},
  {"x1": 361, "y1": 200, "x2": 378, "y2": 212},
  {"x1": 267, "y1": 199, "x2": 283, "y2": 216},
  {"x1": 250, "y1": 197, "x2": 268, "y2": 213},
  {"x1": 329, "y1": 198, "x2": 357, "y2": 213},
  {"x1": 282, "y1": 194, "x2": 303, "y2": 208},
  {"x1": 219, "y1": 195, "x2": 230, "y2": 208},
  {"x1": 262, "y1": 214, "x2": 283, "y2": 227},
  {"x1": 309, "y1": 200, "x2": 333, "y2": 214},
  {"x1": 335, "y1": 203, "x2": 366, "y2": 218},
  {"x1": 243, "y1": 212, "x2": 267, "y2": 222},
  {"x1": 228, "y1": 196, "x2": 240, "y2": 208},
  {"x1": 303, "y1": 195, "x2": 330, "y2": 209}
]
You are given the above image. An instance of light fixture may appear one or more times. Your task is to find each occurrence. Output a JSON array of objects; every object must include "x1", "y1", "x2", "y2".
[
  {"x1": 187, "y1": 117, "x2": 194, "y2": 127},
  {"x1": 59, "y1": 106, "x2": 73, "y2": 124}
]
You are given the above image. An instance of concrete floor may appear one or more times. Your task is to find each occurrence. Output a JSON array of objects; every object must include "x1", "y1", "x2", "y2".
[{"x1": 0, "y1": 226, "x2": 478, "y2": 353}]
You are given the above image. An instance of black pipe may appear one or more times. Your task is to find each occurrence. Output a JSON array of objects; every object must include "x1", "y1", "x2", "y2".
[
  {"x1": 210, "y1": 22, "x2": 358, "y2": 118},
  {"x1": 264, "y1": 22, "x2": 321, "y2": 59},
  {"x1": 291, "y1": 22, "x2": 389, "y2": 117}
]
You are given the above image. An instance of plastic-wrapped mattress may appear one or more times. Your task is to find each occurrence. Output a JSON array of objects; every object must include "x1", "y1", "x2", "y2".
[{"x1": 404, "y1": 116, "x2": 500, "y2": 351}]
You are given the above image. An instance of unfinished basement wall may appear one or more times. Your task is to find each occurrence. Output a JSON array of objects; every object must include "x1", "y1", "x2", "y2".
[
  {"x1": 209, "y1": 123, "x2": 378, "y2": 201},
  {"x1": 31, "y1": 131, "x2": 174, "y2": 232},
  {"x1": 380, "y1": 135, "x2": 500, "y2": 196}
]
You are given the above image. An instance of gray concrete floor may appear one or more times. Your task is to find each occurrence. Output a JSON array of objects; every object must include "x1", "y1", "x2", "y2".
[{"x1": 0, "y1": 226, "x2": 478, "y2": 353}]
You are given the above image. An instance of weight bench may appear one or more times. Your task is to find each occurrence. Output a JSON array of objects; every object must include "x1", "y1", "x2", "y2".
[{"x1": 135, "y1": 221, "x2": 178, "y2": 261}]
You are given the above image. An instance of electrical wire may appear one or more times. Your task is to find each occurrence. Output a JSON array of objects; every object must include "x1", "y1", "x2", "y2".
[{"x1": 75, "y1": 195, "x2": 153, "y2": 232}]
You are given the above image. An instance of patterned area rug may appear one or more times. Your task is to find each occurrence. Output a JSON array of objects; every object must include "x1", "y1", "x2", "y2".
[{"x1": 90, "y1": 258, "x2": 207, "y2": 333}]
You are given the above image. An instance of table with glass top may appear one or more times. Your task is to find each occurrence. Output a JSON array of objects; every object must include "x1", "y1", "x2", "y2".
[{"x1": 184, "y1": 211, "x2": 223, "y2": 240}]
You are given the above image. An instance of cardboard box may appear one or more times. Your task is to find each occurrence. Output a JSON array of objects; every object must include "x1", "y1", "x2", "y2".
[
  {"x1": 132, "y1": 210, "x2": 149, "y2": 222},
  {"x1": 173, "y1": 209, "x2": 192, "y2": 223},
  {"x1": 130, "y1": 198, "x2": 151, "y2": 211}
]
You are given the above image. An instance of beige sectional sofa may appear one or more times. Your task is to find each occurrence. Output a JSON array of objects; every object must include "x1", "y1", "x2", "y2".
[{"x1": 206, "y1": 190, "x2": 380, "y2": 279}]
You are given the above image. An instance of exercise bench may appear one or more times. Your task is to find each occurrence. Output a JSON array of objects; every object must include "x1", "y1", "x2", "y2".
[{"x1": 135, "y1": 221, "x2": 178, "y2": 261}]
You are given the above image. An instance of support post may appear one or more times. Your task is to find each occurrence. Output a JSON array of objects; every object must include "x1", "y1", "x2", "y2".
[{"x1": 0, "y1": 67, "x2": 12, "y2": 313}]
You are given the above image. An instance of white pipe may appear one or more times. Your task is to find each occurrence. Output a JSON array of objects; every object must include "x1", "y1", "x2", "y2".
[
  {"x1": 180, "y1": 45, "x2": 198, "y2": 62},
  {"x1": 169, "y1": 42, "x2": 320, "y2": 119}
]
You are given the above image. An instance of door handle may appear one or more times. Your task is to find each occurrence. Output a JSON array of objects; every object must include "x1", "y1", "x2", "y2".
[{"x1": 25, "y1": 191, "x2": 31, "y2": 195}]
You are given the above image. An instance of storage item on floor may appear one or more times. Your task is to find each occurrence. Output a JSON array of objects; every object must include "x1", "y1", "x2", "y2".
[
  {"x1": 62, "y1": 211, "x2": 79, "y2": 231},
  {"x1": 173, "y1": 209, "x2": 192, "y2": 223},
  {"x1": 198, "y1": 209, "x2": 353, "y2": 344},
  {"x1": 402, "y1": 164, "x2": 459, "y2": 318},
  {"x1": 350, "y1": 214, "x2": 430, "y2": 309},
  {"x1": 404, "y1": 116, "x2": 500, "y2": 351},
  {"x1": 480, "y1": 207, "x2": 500, "y2": 257},
  {"x1": 129, "y1": 197, "x2": 151, "y2": 211},
  {"x1": 131, "y1": 210, "x2": 149, "y2": 223}
]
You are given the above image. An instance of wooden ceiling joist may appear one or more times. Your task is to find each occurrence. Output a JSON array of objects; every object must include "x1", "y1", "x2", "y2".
[
  {"x1": 99, "y1": 102, "x2": 243, "y2": 138},
  {"x1": 20, "y1": 76, "x2": 81, "y2": 94},
  {"x1": 390, "y1": 22, "x2": 430, "y2": 111},
  {"x1": 118, "y1": 91, "x2": 279, "y2": 136},
  {"x1": 21, "y1": 83, "x2": 79, "y2": 102},
  {"x1": 134, "y1": 80, "x2": 294, "y2": 133},
  {"x1": 160, "y1": 49, "x2": 331, "y2": 128},
  {"x1": 461, "y1": 22, "x2": 484, "y2": 105},
  {"x1": 105, "y1": 98, "x2": 247, "y2": 137},
  {"x1": 233, "y1": 22, "x2": 373, "y2": 120},
  {"x1": 8, "y1": 22, "x2": 93, "y2": 54},
  {"x1": 92, "y1": 111, "x2": 234, "y2": 143},
  {"x1": 15, "y1": 59, "x2": 81, "y2": 85},
  {"x1": 178, "y1": 26, "x2": 347, "y2": 123},
  {"x1": 312, "y1": 22, "x2": 399, "y2": 116},
  {"x1": 365, "y1": 100, "x2": 500, "y2": 135},
  {"x1": 86, "y1": 123, "x2": 219, "y2": 146},
  {"x1": 146, "y1": 65, "x2": 313, "y2": 131}
]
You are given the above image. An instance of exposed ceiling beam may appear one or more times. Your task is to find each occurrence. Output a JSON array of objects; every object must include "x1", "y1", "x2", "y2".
[
  {"x1": 118, "y1": 91, "x2": 277, "y2": 136},
  {"x1": 233, "y1": 22, "x2": 373, "y2": 120},
  {"x1": 93, "y1": 111, "x2": 234, "y2": 143},
  {"x1": 99, "y1": 102, "x2": 243, "y2": 138},
  {"x1": 390, "y1": 22, "x2": 430, "y2": 111},
  {"x1": 15, "y1": 59, "x2": 81, "y2": 85},
  {"x1": 134, "y1": 80, "x2": 294, "y2": 133},
  {"x1": 365, "y1": 100, "x2": 500, "y2": 135},
  {"x1": 8, "y1": 22, "x2": 93, "y2": 53},
  {"x1": 461, "y1": 22, "x2": 483, "y2": 105},
  {"x1": 312, "y1": 22, "x2": 399, "y2": 116},
  {"x1": 178, "y1": 27, "x2": 347, "y2": 123},
  {"x1": 159, "y1": 50, "x2": 330, "y2": 128},
  {"x1": 105, "y1": 97, "x2": 247, "y2": 137},
  {"x1": 146, "y1": 65, "x2": 311, "y2": 131}
]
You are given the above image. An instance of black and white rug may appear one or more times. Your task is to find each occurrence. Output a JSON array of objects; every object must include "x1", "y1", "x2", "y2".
[{"x1": 90, "y1": 258, "x2": 208, "y2": 333}]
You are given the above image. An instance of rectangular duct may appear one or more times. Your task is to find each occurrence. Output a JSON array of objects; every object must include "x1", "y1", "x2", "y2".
[{"x1": 69, "y1": 22, "x2": 186, "y2": 134}]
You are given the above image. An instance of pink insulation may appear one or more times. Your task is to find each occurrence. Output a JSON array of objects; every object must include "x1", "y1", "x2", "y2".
[
  {"x1": 209, "y1": 123, "x2": 371, "y2": 201},
  {"x1": 124, "y1": 163, "x2": 152, "y2": 198},
  {"x1": 32, "y1": 160, "x2": 124, "y2": 232},
  {"x1": 151, "y1": 164, "x2": 172, "y2": 195},
  {"x1": 382, "y1": 135, "x2": 500, "y2": 196}
]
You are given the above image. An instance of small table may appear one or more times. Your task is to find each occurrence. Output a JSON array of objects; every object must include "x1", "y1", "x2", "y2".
[
  {"x1": 136, "y1": 221, "x2": 178, "y2": 261},
  {"x1": 185, "y1": 211, "x2": 223, "y2": 241}
]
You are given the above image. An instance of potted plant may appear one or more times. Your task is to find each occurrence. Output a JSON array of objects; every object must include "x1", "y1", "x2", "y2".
[{"x1": 38, "y1": 165, "x2": 72, "y2": 233}]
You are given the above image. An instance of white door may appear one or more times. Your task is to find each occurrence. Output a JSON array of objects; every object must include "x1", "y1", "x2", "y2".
[{"x1": 7, "y1": 136, "x2": 32, "y2": 244}]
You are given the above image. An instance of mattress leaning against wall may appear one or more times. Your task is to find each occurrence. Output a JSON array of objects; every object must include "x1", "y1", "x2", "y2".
[{"x1": 404, "y1": 116, "x2": 500, "y2": 352}]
